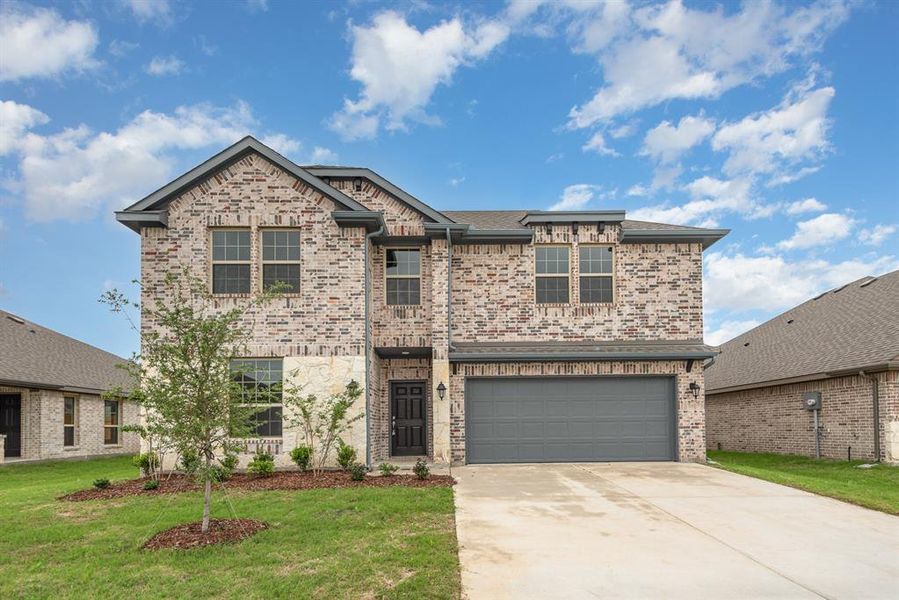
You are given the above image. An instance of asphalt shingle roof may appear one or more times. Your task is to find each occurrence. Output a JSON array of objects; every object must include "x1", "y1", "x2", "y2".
[
  {"x1": 443, "y1": 210, "x2": 716, "y2": 233},
  {"x1": 0, "y1": 310, "x2": 132, "y2": 393},
  {"x1": 705, "y1": 270, "x2": 899, "y2": 392}
]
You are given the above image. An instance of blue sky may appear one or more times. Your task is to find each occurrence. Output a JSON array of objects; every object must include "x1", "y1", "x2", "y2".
[{"x1": 1, "y1": 0, "x2": 897, "y2": 358}]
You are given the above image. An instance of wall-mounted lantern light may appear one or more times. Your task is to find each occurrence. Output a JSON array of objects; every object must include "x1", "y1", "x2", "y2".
[
  {"x1": 437, "y1": 382, "x2": 447, "y2": 400},
  {"x1": 689, "y1": 382, "x2": 701, "y2": 398}
]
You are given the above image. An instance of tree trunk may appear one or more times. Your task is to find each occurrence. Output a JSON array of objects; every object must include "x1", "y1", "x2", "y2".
[{"x1": 201, "y1": 453, "x2": 212, "y2": 534}]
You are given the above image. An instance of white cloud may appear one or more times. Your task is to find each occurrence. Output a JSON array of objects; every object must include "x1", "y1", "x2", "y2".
[
  {"x1": 609, "y1": 120, "x2": 638, "y2": 139},
  {"x1": 309, "y1": 146, "x2": 339, "y2": 164},
  {"x1": 704, "y1": 251, "x2": 899, "y2": 313},
  {"x1": 549, "y1": 184, "x2": 602, "y2": 211},
  {"x1": 145, "y1": 55, "x2": 185, "y2": 76},
  {"x1": 0, "y1": 100, "x2": 49, "y2": 155},
  {"x1": 120, "y1": 0, "x2": 173, "y2": 26},
  {"x1": 545, "y1": 152, "x2": 564, "y2": 163},
  {"x1": 582, "y1": 131, "x2": 619, "y2": 156},
  {"x1": 330, "y1": 11, "x2": 509, "y2": 140},
  {"x1": 705, "y1": 319, "x2": 760, "y2": 346},
  {"x1": 260, "y1": 134, "x2": 301, "y2": 156},
  {"x1": 0, "y1": 4, "x2": 99, "y2": 81},
  {"x1": 859, "y1": 224, "x2": 896, "y2": 247},
  {"x1": 640, "y1": 114, "x2": 715, "y2": 164},
  {"x1": 767, "y1": 165, "x2": 821, "y2": 187},
  {"x1": 785, "y1": 198, "x2": 826, "y2": 215},
  {"x1": 449, "y1": 176, "x2": 466, "y2": 187},
  {"x1": 109, "y1": 39, "x2": 139, "y2": 58},
  {"x1": 712, "y1": 86, "x2": 834, "y2": 179},
  {"x1": 630, "y1": 176, "x2": 769, "y2": 226},
  {"x1": 244, "y1": 0, "x2": 269, "y2": 13},
  {"x1": 776, "y1": 212, "x2": 855, "y2": 250},
  {"x1": 626, "y1": 184, "x2": 648, "y2": 197},
  {"x1": 3, "y1": 101, "x2": 304, "y2": 222},
  {"x1": 567, "y1": 0, "x2": 850, "y2": 127}
]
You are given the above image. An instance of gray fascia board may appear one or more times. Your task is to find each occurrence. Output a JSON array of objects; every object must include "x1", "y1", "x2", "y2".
[
  {"x1": 621, "y1": 228, "x2": 730, "y2": 249},
  {"x1": 423, "y1": 222, "x2": 469, "y2": 240},
  {"x1": 121, "y1": 136, "x2": 368, "y2": 214},
  {"x1": 307, "y1": 167, "x2": 453, "y2": 224},
  {"x1": 449, "y1": 350, "x2": 719, "y2": 363},
  {"x1": 520, "y1": 211, "x2": 626, "y2": 225},
  {"x1": 331, "y1": 210, "x2": 387, "y2": 233},
  {"x1": 115, "y1": 210, "x2": 168, "y2": 232},
  {"x1": 456, "y1": 229, "x2": 533, "y2": 244}
]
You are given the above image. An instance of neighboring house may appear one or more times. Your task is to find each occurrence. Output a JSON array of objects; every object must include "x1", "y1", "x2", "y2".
[
  {"x1": 0, "y1": 310, "x2": 139, "y2": 463},
  {"x1": 116, "y1": 136, "x2": 727, "y2": 466},
  {"x1": 705, "y1": 271, "x2": 899, "y2": 463}
]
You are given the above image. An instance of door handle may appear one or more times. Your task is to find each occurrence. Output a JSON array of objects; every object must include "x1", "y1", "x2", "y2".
[{"x1": 392, "y1": 417, "x2": 397, "y2": 436}]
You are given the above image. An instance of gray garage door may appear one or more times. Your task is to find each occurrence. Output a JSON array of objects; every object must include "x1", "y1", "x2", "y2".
[{"x1": 466, "y1": 377, "x2": 676, "y2": 463}]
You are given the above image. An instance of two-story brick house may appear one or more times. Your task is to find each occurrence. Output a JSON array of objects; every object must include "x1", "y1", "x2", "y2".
[{"x1": 116, "y1": 137, "x2": 727, "y2": 466}]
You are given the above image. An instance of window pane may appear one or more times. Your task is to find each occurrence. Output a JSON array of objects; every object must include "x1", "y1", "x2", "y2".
[
  {"x1": 536, "y1": 277, "x2": 569, "y2": 303},
  {"x1": 580, "y1": 276, "x2": 613, "y2": 303},
  {"x1": 386, "y1": 249, "x2": 420, "y2": 276},
  {"x1": 386, "y1": 278, "x2": 421, "y2": 305},
  {"x1": 263, "y1": 264, "x2": 300, "y2": 292},
  {"x1": 64, "y1": 427, "x2": 75, "y2": 447},
  {"x1": 536, "y1": 247, "x2": 569, "y2": 274},
  {"x1": 104, "y1": 401, "x2": 119, "y2": 426},
  {"x1": 231, "y1": 359, "x2": 283, "y2": 404},
  {"x1": 212, "y1": 264, "x2": 251, "y2": 294},
  {"x1": 262, "y1": 230, "x2": 300, "y2": 261},
  {"x1": 212, "y1": 230, "x2": 250, "y2": 261},
  {"x1": 579, "y1": 246, "x2": 613, "y2": 274},
  {"x1": 250, "y1": 406, "x2": 283, "y2": 437},
  {"x1": 104, "y1": 427, "x2": 118, "y2": 445},
  {"x1": 64, "y1": 397, "x2": 75, "y2": 425}
]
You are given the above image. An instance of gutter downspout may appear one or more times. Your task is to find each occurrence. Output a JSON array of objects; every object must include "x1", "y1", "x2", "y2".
[
  {"x1": 859, "y1": 371, "x2": 882, "y2": 462},
  {"x1": 446, "y1": 227, "x2": 454, "y2": 352},
  {"x1": 364, "y1": 223, "x2": 384, "y2": 469}
]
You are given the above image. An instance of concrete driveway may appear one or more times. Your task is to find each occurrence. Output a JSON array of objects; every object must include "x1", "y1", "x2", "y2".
[{"x1": 453, "y1": 463, "x2": 899, "y2": 599}]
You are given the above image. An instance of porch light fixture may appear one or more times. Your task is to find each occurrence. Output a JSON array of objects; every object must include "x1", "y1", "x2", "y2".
[
  {"x1": 437, "y1": 382, "x2": 447, "y2": 400},
  {"x1": 688, "y1": 382, "x2": 700, "y2": 398}
]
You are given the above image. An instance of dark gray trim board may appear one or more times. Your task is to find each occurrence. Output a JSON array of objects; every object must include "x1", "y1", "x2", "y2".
[
  {"x1": 520, "y1": 211, "x2": 626, "y2": 225},
  {"x1": 115, "y1": 210, "x2": 168, "y2": 233},
  {"x1": 331, "y1": 210, "x2": 387, "y2": 233},
  {"x1": 375, "y1": 347, "x2": 433, "y2": 359},
  {"x1": 450, "y1": 350, "x2": 718, "y2": 363},
  {"x1": 621, "y1": 228, "x2": 730, "y2": 249}
]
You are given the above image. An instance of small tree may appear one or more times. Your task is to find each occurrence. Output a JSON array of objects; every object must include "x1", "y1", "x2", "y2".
[
  {"x1": 102, "y1": 271, "x2": 279, "y2": 534},
  {"x1": 282, "y1": 374, "x2": 364, "y2": 474}
]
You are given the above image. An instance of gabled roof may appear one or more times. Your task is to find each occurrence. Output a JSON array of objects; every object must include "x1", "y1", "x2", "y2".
[
  {"x1": 0, "y1": 310, "x2": 132, "y2": 394},
  {"x1": 705, "y1": 270, "x2": 899, "y2": 393}
]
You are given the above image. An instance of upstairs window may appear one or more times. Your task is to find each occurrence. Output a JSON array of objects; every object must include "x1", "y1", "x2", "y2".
[
  {"x1": 579, "y1": 246, "x2": 614, "y2": 303},
  {"x1": 104, "y1": 400, "x2": 121, "y2": 445},
  {"x1": 232, "y1": 359, "x2": 283, "y2": 438},
  {"x1": 261, "y1": 230, "x2": 300, "y2": 293},
  {"x1": 536, "y1": 246, "x2": 570, "y2": 304},
  {"x1": 211, "y1": 229, "x2": 251, "y2": 294},
  {"x1": 386, "y1": 249, "x2": 421, "y2": 305},
  {"x1": 63, "y1": 396, "x2": 78, "y2": 447}
]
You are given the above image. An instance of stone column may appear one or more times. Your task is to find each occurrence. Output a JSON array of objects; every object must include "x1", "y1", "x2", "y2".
[
  {"x1": 0, "y1": 434, "x2": 5, "y2": 463},
  {"x1": 430, "y1": 238, "x2": 452, "y2": 463}
]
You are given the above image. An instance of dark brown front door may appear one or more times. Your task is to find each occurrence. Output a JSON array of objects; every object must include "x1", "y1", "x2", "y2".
[
  {"x1": 391, "y1": 381, "x2": 426, "y2": 456},
  {"x1": 0, "y1": 394, "x2": 22, "y2": 458}
]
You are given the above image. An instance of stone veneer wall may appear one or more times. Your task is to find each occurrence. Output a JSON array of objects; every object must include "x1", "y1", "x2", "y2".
[
  {"x1": 0, "y1": 385, "x2": 139, "y2": 461},
  {"x1": 448, "y1": 360, "x2": 705, "y2": 464},
  {"x1": 706, "y1": 370, "x2": 899, "y2": 462}
]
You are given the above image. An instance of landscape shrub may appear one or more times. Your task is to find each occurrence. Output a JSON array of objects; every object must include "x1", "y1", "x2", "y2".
[
  {"x1": 93, "y1": 478, "x2": 110, "y2": 489},
  {"x1": 143, "y1": 479, "x2": 160, "y2": 491},
  {"x1": 336, "y1": 440, "x2": 356, "y2": 470},
  {"x1": 247, "y1": 451, "x2": 275, "y2": 477},
  {"x1": 179, "y1": 449, "x2": 200, "y2": 475},
  {"x1": 132, "y1": 452, "x2": 160, "y2": 474},
  {"x1": 413, "y1": 458, "x2": 430, "y2": 480},
  {"x1": 219, "y1": 453, "x2": 239, "y2": 478},
  {"x1": 290, "y1": 445, "x2": 312, "y2": 471},
  {"x1": 349, "y1": 462, "x2": 368, "y2": 481},
  {"x1": 378, "y1": 462, "x2": 398, "y2": 476}
]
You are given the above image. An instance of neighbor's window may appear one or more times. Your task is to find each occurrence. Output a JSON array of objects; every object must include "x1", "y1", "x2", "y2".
[
  {"x1": 104, "y1": 400, "x2": 121, "y2": 445},
  {"x1": 232, "y1": 359, "x2": 283, "y2": 437},
  {"x1": 535, "y1": 246, "x2": 570, "y2": 304},
  {"x1": 261, "y1": 230, "x2": 300, "y2": 292},
  {"x1": 63, "y1": 396, "x2": 78, "y2": 447},
  {"x1": 211, "y1": 229, "x2": 251, "y2": 294},
  {"x1": 385, "y1": 249, "x2": 421, "y2": 305},
  {"x1": 579, "y1": 246, "x2": 614, "y2": 303}
]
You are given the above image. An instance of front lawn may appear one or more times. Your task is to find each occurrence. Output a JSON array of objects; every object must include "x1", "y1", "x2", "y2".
[
  {"x1": 0, "y1": 456, "x2": 460, "y2": 599},
  {"x1": 708, "y1": 450, "x2": 899, "y2": 515}
]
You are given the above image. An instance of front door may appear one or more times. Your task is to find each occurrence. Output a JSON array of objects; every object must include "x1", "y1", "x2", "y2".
[
  {"x1": 391, "y1": 381, "x2": 427, "y2": 456},
  {"x1": 0, "y1": 394, "x2": 22, "y2": 458}
]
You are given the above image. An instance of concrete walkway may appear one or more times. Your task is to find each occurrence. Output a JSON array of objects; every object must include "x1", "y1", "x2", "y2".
[{"x1": 453, "y1": 463, "x2": 899, "y2": 599}]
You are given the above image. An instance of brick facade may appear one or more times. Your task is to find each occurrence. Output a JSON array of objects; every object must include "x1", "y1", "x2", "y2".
[{"x1": 706, "y1": 370, "x2": 899, "y2": 462}]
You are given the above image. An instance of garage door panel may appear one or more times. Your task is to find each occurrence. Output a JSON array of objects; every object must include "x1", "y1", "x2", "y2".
[{"x1": 466, "y1": 377, "x2": 675, "y2": 463}]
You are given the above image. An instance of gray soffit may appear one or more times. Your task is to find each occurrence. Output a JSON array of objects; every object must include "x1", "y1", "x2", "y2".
[
  {"x1": 375, "y1": 347, "x2": 433, "y2": 359},
  {"x1": 621, "y1": 228, "x2": 730, "y2": 249},
  {"x1": 331, "y1": 210, "x2": 387, "y2": 233},
  {"x1": 421, "y1": 222, "x2": 533, "y2": 244},
  {"x1": 520, "y1": 211, "x2": 626, "y2": 225},
  {"x1": 449, "y1": 340, "x2": 718, "y2": 363},
  {"x1": 114, "y1": 209, "x2": 168, "y2": 233},
  {"x1": 305, "y1": 167, "x2": 454, "y2": 224}
]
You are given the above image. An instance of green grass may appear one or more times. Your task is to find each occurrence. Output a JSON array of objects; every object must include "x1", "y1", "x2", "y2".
[
  {"x1": 708, "y1": 450, "x2": 899, "y2": 515},
  {"x1": 0, "y1": 457, "x2": 460, "y2": 599}
]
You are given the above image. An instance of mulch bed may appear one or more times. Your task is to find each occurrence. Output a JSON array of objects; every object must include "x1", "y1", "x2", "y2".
[
  {"x1": 143, "y1": 518, "x2": 267, "y2": 550},
  {"x1": 61, "y1": 470, "x2": 455, "y2": 501}
]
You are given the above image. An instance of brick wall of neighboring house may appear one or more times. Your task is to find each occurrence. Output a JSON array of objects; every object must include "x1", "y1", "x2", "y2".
[
  {"x1": 0, "y1": 385, "x2": 139, "y2": 461},
  {"x1": 451, "y1": 225, "x2": 704, "y2": 343},
  {"x1": 706, "y1": 370, "x2": 899, "y2": 462},
  {"x1": 448, "y1": 360, "x2": 705, "y2": 464}
]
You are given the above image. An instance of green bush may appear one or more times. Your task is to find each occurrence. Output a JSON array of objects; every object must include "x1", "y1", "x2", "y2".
[
  {"x1": 179, "y1": 449, "x2": 200, "y2": 474},
  {"x1": 219, "y1": 453, "x2": 239, "y2": 478},
  {"x1": 132, "y1": 452, "x2": 160, "y2": 473},
  {"x1": 93, "y1": 478, "x2": 110, "y2": 489},
  {"x1": 247, "y1": 451, "x2": 275, "y2": 477},
  {"x1": 378, "y1": 462, "x2": 398, "y2": 476},
  {"x1": 349, "y1": 462, "x2": 368, "y2": 481},
  {"x1": 290, "y1": 445, "x2": 312, "y2": 471},
  {"x1": 413, "y1": 458, "x2": 429, "y2": 480},
  {"x1": 336, "y1": 440, "x2": 356, "y2": 470},
  {"x1": 143, "y1": 479, "x2": 160, "y2": 491}
]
